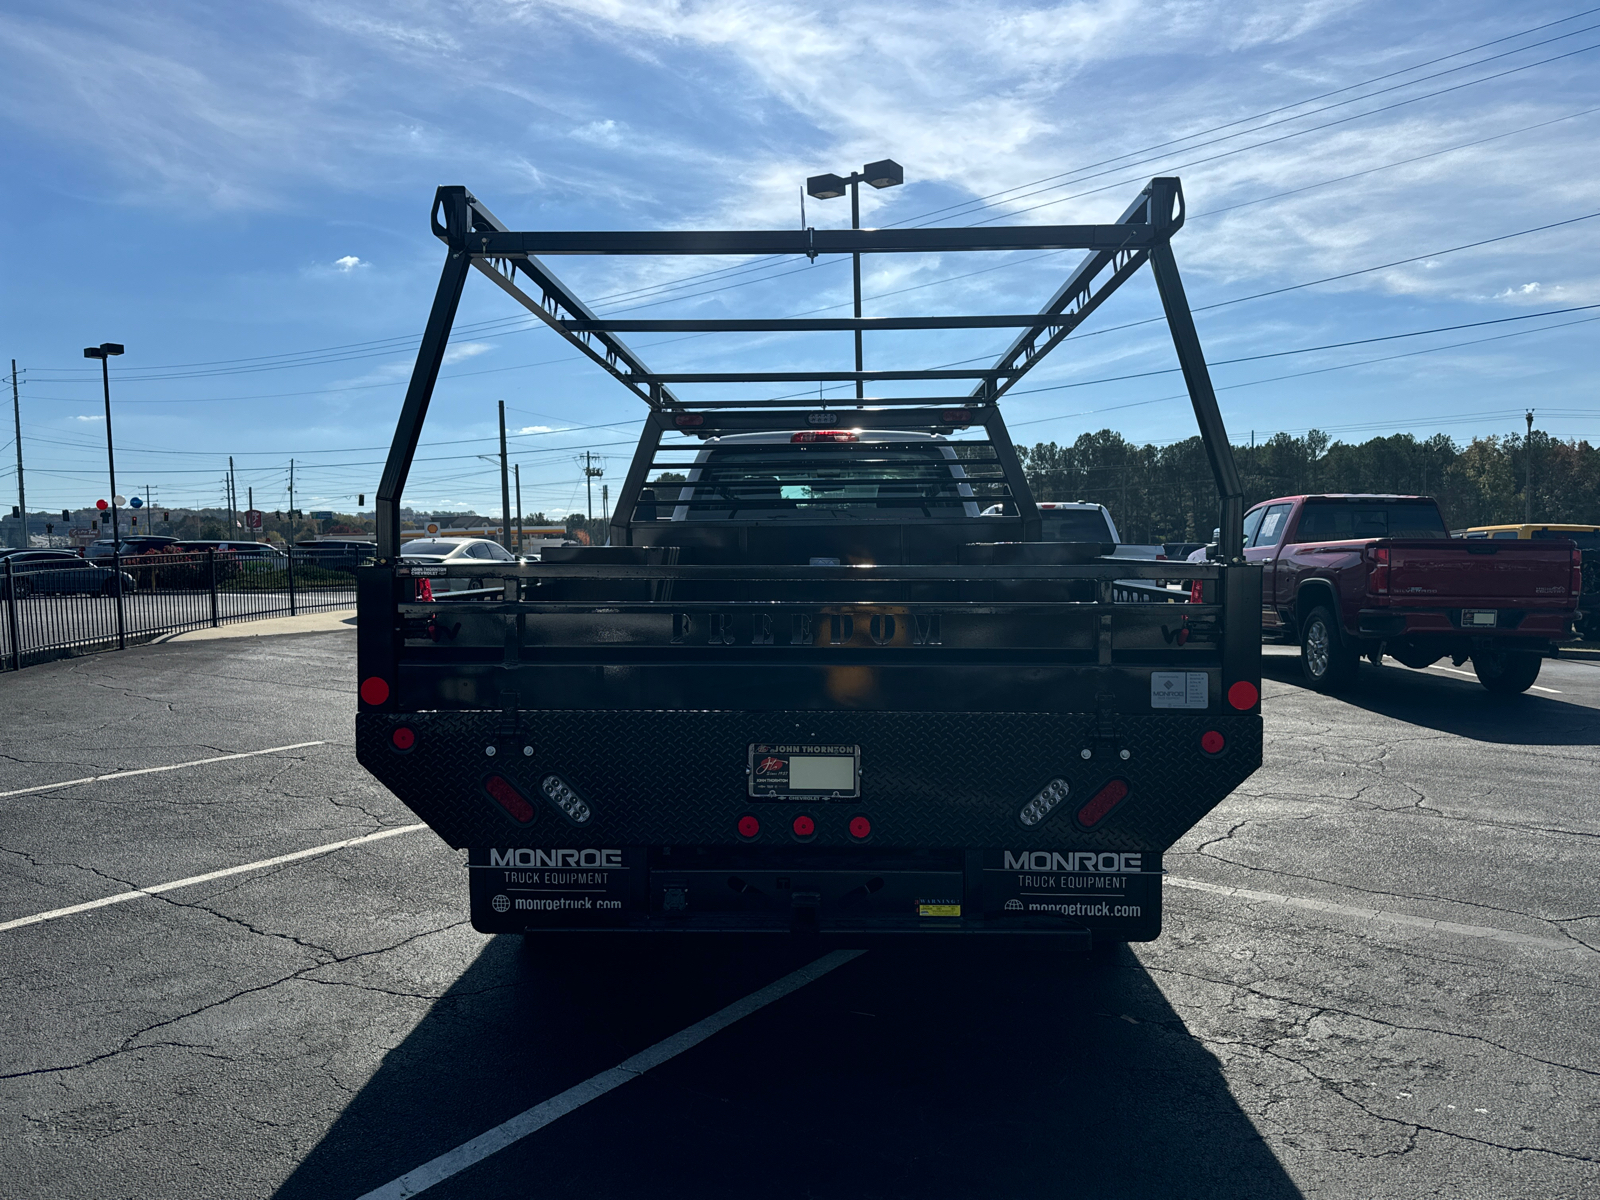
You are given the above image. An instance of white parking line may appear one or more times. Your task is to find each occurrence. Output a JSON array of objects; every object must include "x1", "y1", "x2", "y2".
[
  {"x1": 1426, "y1": 664, "x2": 1560, "y2": 693},
  {"x1": 0, "y1": 824, "x2": 426, "y2": 933},
  {"x1": 359, "y1": 949, "x2": 865, "y2": 1200},
  {"x1": 1167, "y1": 875, "x2": 1580, "y2": 952},
  {"x1": 0, "y1": 740, "x2": 329, "y2": 800}
]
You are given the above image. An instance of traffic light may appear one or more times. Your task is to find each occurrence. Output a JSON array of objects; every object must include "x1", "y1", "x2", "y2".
[
  {"x1": 358, "y1": 494, "x2": 365, "y2": 506},
  {"x1": 61, "y1": 509, "x2": 70, "y2": 523},
  {"x1": 163, "y1": 512, "x2": 170, "y2": 522},
  {"x1": 9, "y1": 506, "x2": 16, "y2": 517}
]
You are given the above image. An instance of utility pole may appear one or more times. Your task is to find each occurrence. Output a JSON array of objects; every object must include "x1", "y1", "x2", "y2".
[
  {"x1": 288, "y1": 459, "x2": 295, "y2": 545},
  {"x1": 498, "y1": 400, "x2": 512, "y2": 550},
  {"x1": 10, "y1": 360, "x2": 24, "y2": 547},
  {"x1": 228, "y1": 457, "x2": 237, "y2": 536},
  {"x1": 513, "y1": 464, "x2": 523, "y2": 554},
  {"x1": 1523, "y1": 412, "x2": 1536, "y2": 524},
  {"x1": 602, "y1": 483, "x2": 609, "y2": 524},
  {"x1": 582, "y1": 451, "x2": 604, "y2": 521},
  {"x1": 247, "y1": 486, "x2": 253, "y2": 540}
]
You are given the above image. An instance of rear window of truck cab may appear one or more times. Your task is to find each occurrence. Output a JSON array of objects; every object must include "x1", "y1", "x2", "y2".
[
  {"x1": 675, "y1": 443, "x2": 976, "y2": 519},
  {"x1": 1292, "y1": 500, "x2": 1448, "y2": 542},
  {"x1": 1039, "y1": 508, "x2": 1115, "y2": 541}
]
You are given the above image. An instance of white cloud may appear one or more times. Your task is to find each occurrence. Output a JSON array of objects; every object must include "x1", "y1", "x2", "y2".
[
  {"x1": 442, "y1": 342, "x2": 493, "y2": 364},
  {"x1": 516, "y1": 424, "x2": 555, "y2": 434},
  {"x1": 572, "y1": 119, "x2": 624, "y2": 147},
  {"x1": 72, "y1": 414, "x2": 103, "y2": 421},
  {"x1": 334, "y1": 255, "x2": 365, "y2": 271}
]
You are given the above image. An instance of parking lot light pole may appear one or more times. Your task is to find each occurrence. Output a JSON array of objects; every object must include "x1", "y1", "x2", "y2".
[
  {"x1": 83, "y1": 343, "x2": 125, "y2": 542},
  {"x1": 806, "y1": 159, "x2": 904, "y2": 401},
  {"x1": 1525, "y1": 409, "x2": 1534, "y2": 523},
  {"x1": 83, "y1": 342, "x2": 126, "y2": 648}
]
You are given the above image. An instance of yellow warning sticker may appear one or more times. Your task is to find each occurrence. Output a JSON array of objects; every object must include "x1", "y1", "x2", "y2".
[{"x1": 917, "y1": 902, "x2": 961, "y2": 918}]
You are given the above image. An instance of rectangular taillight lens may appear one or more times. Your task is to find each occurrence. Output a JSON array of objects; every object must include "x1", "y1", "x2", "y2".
[
  {"x1": 1574, "y1": 547, "x2": 1584, "y2": 600},
  {"x1": 1368, "y1": 546, "x2": 1389, "y2": 595}
]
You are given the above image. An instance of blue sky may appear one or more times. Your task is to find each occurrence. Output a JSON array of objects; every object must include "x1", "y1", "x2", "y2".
[{"x1": 1, "y1": 0, "x2": 1597, "y2": 520}]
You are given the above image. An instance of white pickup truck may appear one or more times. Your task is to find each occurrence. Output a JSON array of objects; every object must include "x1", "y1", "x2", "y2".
[{"x1": 981, "y1": 501, "x2": 1166, "y2": 560}]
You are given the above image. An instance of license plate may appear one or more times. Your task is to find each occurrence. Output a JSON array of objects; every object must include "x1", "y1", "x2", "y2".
[
  {"x1": 1463, "y1": 609, "x2": 1498, "y2": 627},
  {"x1": 748, "y1": 744, "x2": 860, "y2": 799}
]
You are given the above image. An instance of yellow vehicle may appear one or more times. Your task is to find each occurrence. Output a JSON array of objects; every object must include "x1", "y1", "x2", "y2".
[
  {"x1": 1462, "y1": 524, "x2": 1599, "y2": 638},
  {"x1": 1460, "y1": 522, "x2": 1600, "y2": 547}
]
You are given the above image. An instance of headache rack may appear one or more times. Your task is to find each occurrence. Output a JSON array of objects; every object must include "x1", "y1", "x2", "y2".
[{"x1": 372, "y1": 175, "x2": 1244, "y2": 564}]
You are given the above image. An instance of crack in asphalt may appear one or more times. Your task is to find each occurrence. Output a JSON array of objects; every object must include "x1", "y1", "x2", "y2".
[
  {"x1": 1180, "y1": 848, "x2": 1600, "y2": 936},
  {"x1": 1121, "y1": 974, "x2": 1597, "y2": 1166},
  {"x1": 1147, "y1": 962, "x2": 1600, "y2": 1081},
  {"x1": 0, "y1": 920, "x2": 471, "y2": 1083}
]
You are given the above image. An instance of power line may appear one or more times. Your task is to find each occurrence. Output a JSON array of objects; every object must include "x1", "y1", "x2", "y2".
[
  {"x1": 21, "y1": 12, "x2": 1600, "y2": 385},
  {"x1": 581, "y1": 7, "x2": 1600, "y2": 305},
  {"x1": 1007, "y1": 312, "x2": 1600, "y2": 430},
  {"x1": 1005, "y1": 302, "x2": 1600, "y2": 399}
]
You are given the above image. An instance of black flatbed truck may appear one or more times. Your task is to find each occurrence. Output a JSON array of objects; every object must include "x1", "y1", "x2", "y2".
[{"x1": 357, "y1": 176, "x2": 1262, "y2": 950}]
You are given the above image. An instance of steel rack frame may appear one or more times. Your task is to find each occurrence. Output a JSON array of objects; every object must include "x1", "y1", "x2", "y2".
[{"x1": 376, "y1": 175, "x2": 1244, "y2": 564}]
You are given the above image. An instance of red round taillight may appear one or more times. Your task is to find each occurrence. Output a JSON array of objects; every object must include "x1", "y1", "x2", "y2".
[
  {"x1": 1200, "y1": 730, "x2": 1225, "y2": 755},
  {"x1": 737, "y1": 815, "x2": 760, "y2": 839},
  {"x1": 792, "y1": 814, "x2": 815, "y2": 838},
  {"x1": 392, "y1": 727, "x2": 415, "y2": 751},
  {"x1": 359, "y1": 676, "x2": 390, "y2": 706},
  {"x1": 1227, "y1": 680, "x2": 1259, "y2": 710},
  {"x1": 848, "y1": 815, "x2": 871, "y2": 840}
]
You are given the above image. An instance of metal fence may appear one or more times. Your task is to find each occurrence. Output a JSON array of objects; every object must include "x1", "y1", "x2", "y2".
[{"x1": 0, "y1": 547, "x2": 361, "y2": 671}]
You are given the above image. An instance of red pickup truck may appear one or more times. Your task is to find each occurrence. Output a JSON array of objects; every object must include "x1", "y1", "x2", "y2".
[{"x1": 1240, "y1": 494, "x2": 1580, "y2": 693}]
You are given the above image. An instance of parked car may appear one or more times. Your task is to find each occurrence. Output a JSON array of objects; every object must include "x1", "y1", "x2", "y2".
[
  {"x1": 174, "y1": 540, "x2": 287, "y2": 560},
  {"x1": 295, "y1": 538, "x2": 375, "y2": 568},
  {"x1": 399, "y1": 537, "x2": 517, "y2": 595},
  {"x1": 84, "y1": 536, "x2": 179, "y2": 561},
  {"x1": 0, "y1": 549, "x2": 137, "y2": 598},
  {"x1": 1241, "y1": 494, "x2": 1579, "y2": 692}
]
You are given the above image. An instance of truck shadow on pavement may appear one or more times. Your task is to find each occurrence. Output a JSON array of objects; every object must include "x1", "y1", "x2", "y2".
[
  {"x1": 1261, "y1": 654, "x2": 1600, "y2": 745},
  {"x1": 275, "y1": 936, "x2": 1302, "y2": 1200}
]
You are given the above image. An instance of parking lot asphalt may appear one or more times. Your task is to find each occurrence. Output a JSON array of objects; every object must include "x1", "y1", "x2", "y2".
[{"x1": 1, "y1": 631, "x2": 1596, "y2": 1199}]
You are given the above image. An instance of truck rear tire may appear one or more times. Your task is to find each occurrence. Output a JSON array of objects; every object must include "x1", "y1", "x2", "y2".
[
  {"x1": 1300, "y1": 605, "x2": 1358, "y2": 692},
  {"x1": 1472, "y1": 649, "x2": 1542, "y2": 694}
]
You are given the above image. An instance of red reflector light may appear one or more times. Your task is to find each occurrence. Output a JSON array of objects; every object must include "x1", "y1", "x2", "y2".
[
  {"x1": 1076, "y1": 779, "x2": 1129, "y2": 828},
  {"x1": 737, "y1": 814, "x2": 760, "y2": 839},
  {"x1": 791, "y1": 430, "x2": 858, "y2": 443},
  {"x1": 1200, "y1": 730, "x2": 1225, "y2": 755},
  {"x1": 1190, "y1": 579, "x2": 1203, "y2": 603},
  {"x1": 940, "y1": 409, "x2": 971, "y2": 424},
  {"x1": 1574, "y1": 547, "x2": 1584, "y2": 598},
  {"x1": 674, "y1": 412, "x2": 704, "y2": 426},
  {"x1": 848, "y1": 815, "x2": 871, "y2": 839},
  {"x1": 484, "y1": 775, "x2": 535, "y2": 823},
  {"x1": 359, "y1": 676, "x2": 390, "y2": 706},
  {"x1": 1228, "y1": 680, "x2": 1259, "y2": 710},
  {"x1": 792, "y1": 814, "x2": 815, "y2": 837},
  {"x1": 392, "y1": 727, "x2": 416, "y2": 751},
  {"x1": 416, "y1": 578, "x2": 434, "y2": 602}
]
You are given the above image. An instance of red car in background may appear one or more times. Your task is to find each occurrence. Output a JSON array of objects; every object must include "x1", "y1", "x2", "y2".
[{"x1": 1240, "y1": 494, "x2": 1579, "y2": 693}]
